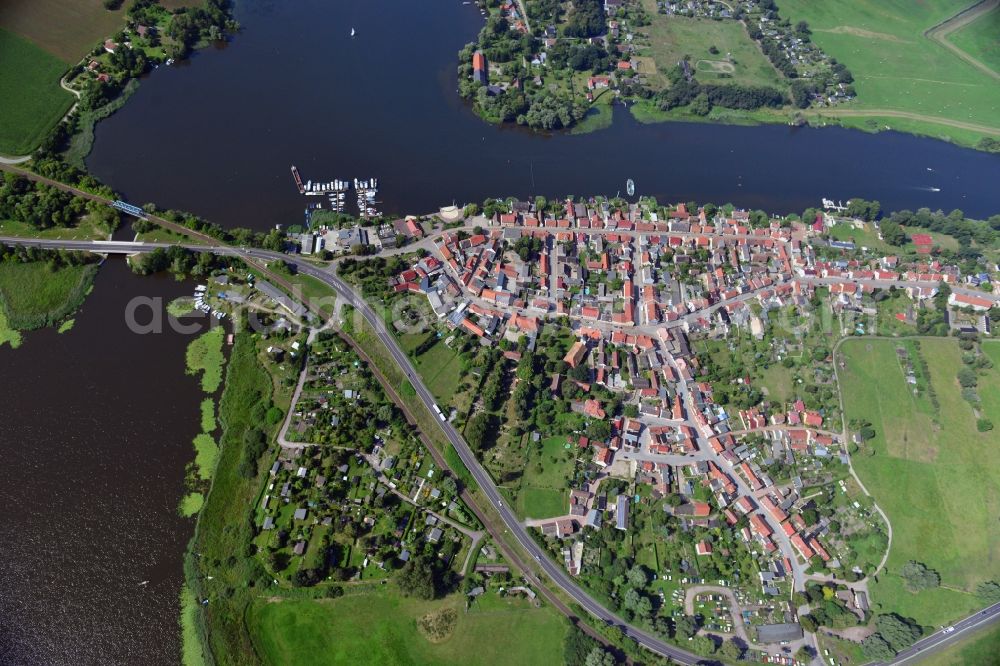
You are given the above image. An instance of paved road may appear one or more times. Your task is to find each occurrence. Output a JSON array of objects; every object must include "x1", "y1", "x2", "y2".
[
  {"x1": 269, "y1": 250, "x2": 708, "y2": 664},
  {"x1": 0, "y1": 236, "x2": 704, "y2": 663},
  {"x1": 6, "y1": 234, "x2": 1000, "y2": 665},
  {"x1": 885, "y1": 601, "x2": 1000, "y2": 665}
]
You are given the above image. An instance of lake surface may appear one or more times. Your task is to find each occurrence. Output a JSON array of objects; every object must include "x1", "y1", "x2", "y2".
[
  {"x1": 0, "y1": 259, "x2": 205, "y2": 665},
  {"x1": 87, "y1": 0, "x2": 1000, "y2": 230}
]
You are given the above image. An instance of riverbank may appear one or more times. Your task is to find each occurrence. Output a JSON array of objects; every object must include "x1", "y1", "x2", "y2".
[
  {"x1": 0, "y1": 256, "x2": 98, "y2": 342},
  {"x1": 183, "y1": 330, "x2": 279, "y2": 663},
  {"x1": 0, "y1": 0, "x2": 236, "y2": 160},
  {"x1": 455, "y1": 0, "x2": 1000, "y2": 153},
  {"x1": 630, "y1": 100, "x2": 1000, "y2": 152},
  {"x1": 0, "y1": 258, "x2": 200, "y2": 664}
]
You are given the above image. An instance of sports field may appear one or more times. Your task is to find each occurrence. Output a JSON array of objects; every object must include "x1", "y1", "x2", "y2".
[
  {"x1": 637, "y1": 0, "x2": 785, "y2": 90},
  {"x1": 248, "y1": 592, "x2": 567, "y2": 666},
  {"x1": 839, "y1": 337, "x2": 1000, "y2": 626},
  {"x1": 776, "y1": 0, "x2": 1000, "y2": 143},
  {"x1": 0, "y1": 29, "x2": 74, "y2": 155}
]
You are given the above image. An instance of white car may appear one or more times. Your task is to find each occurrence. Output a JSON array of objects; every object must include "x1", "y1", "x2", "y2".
[{"x1": 943, "y1": 626, "x2": 955, "y2": 634}]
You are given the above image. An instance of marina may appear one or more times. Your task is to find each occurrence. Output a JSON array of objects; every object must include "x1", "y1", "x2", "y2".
[
  {"x1": 192, "y1": 284, "x2": 227, "y2": 320},
  {"x1": 290, "y1": 167, "x2": 381, "y2": 220}
]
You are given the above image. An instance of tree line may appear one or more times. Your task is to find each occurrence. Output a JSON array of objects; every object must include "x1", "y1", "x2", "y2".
[
  {"x1": 657, "y1": 66, "x2": 786, "y2": 115},
  {"x1": 0, "y1": 174, "x2": 119, "y2": 232}
]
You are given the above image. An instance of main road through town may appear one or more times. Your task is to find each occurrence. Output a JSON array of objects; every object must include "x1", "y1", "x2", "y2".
[
  {"x1": 0, "y1": 237, "x2": 703, "y2": 664},
  {"x1": 5, "y1": 234, "x2": 1000, "y2": 666}
]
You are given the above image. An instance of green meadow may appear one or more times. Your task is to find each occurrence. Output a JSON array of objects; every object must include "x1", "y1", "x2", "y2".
[
  {"x1": 777, "y1": 0, "x2": 1000, "y2": 144},
  {"x1": 248, "y1": 592, "x2": 567, "y2": 666},
  {"x1": 515, "y1": 436, "x2": 572, "y2": 519},
  {"x1": 839, "y1": 338, "x2": 1000, "y2": 626},
  {"x1": 945, "y1": 3, "x2": 1000, "y2": 77},
  {"x1": 0, "y1": 260, "x2": 96, "y2": 331},
  {"x1": 638, "y1": 0, "x2": 785, "y2": 90}
]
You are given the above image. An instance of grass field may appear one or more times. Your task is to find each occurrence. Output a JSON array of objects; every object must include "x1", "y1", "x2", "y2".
[
  {"x1": 0, "y1": 217, "x2": 109, "y2": 241},
  {"x1": 0, "y1": 28, "x2": 74, "y2": 155},
  {"x1": 839, "y1": 337, "x2": 1000, "y2": 626},
  {"x1": 945, "y1": 3, "x2": 1000, "y2": 77},
  {"x1": 638, "y1": 0, "x2": 785, "y2": 90},
  {"x1": 404, "y1": 337, "x2": 465, "y2": 406},
  {"x1": 758, "y1": 363, "x2": 795, "y2": 403},
  {"x1": 827, "y1": 222, "x2": 891, "y2": 253},
  {"x1": 135, "y1": 225, "x2": 211, "y2": 246},
  {"x1": 0, "y1": 0, "x2": 126, "y2": 63},
  {"x1": 347, "y1": 317, "x2": 477, "y2": 491},
  {"x1": 280, "y1": 273, "x2": 339, "y2": 319},
  {"x1": 917, "y1": 620, "x2": 1000, "y2": 666},
  {"x1": 0, "y1": 260, "x2": 96, "y2": 330},
  {"x1": 248, "y1": 592, "x2": 568, "y2": 666},
  {"x1": 515, "y1": 436, "x2": 572, "y2": 519},
  {"x1": 776, "y1": 0, "x2": 1000, "y2": 143}
]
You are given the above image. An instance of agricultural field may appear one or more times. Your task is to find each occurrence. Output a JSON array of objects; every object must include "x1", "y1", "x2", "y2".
[
  {"x1": 776, "y1": 0, "x2": 1000, "y2": 144},
  {"x1": 247, "y1": 591, "x2": 567, "y2": 666},
  {"x1": 839, "y1": 337, "x2": 1000, "y2": 627},
  {"x1": 0, "y1": 29, "x2": 74, "y2": 155},
  {"x1": 0, "y1": 0, "x2": 126, "y2": 63},
  {"x1": 637, "y1": 0, "x2": 785, "y2": 90}
]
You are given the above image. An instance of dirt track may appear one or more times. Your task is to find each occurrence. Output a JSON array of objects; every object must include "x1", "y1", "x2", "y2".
[
  {"x1": 810, "y1": 108, "x2": 1000, "y2": 136},
  {"x1": 925, "y1": 0, "x2": 1000, "y2": 81}
]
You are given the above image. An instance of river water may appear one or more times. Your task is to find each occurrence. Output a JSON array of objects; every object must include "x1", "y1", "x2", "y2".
[
  {"x1": 87, "y1": 0, "x2": 1000, "y2": 229},
  {"x1": 0, "y1": 259, "x2": 204, "y2": 665}
]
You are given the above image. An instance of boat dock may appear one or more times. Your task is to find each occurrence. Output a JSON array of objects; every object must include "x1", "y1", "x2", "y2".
[{"x1": 290, "y1": 166, "x2": 380, "y2": 218}]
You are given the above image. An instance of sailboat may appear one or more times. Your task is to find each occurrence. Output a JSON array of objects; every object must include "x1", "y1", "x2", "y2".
[
  {"x1": 350, "y1": 27, "x2": 356, "y2": 37},
  {"x1": 626, "y1": 178, "x2": 635, "y2": 197}
]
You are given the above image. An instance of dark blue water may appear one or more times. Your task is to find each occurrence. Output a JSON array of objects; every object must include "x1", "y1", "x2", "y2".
[
  {"x1": 87, "y1": 0, "x2": 1000, "y2": 228},
  {"x1": 0, "y1": 259, "x2": 202, "y2": 665}
]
